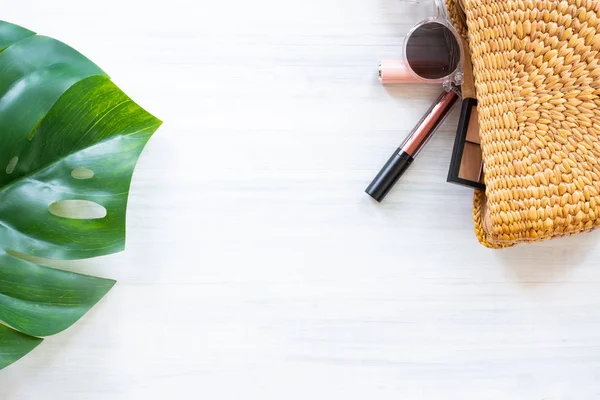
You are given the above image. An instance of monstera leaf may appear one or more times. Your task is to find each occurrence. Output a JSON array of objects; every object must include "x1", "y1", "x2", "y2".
[{"x1": 0, "y1": 21, "x2": 161, "y2": 369}]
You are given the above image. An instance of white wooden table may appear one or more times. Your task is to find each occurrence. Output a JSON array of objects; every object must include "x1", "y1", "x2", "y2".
[{"x1": 3, "y1": 0, "x2": 600, "y2": 398}]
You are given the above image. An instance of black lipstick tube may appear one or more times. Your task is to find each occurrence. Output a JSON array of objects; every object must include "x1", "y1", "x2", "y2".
[{"x1": 366, "y1": 90, "x2": 459, "y2": 202}]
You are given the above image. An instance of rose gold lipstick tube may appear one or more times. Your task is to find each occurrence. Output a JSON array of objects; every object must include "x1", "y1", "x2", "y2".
[{"x1": 366, "y1": 89, "x2": 459, "y2": 202}]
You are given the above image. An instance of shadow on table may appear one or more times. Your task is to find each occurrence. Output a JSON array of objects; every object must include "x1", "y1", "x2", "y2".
[{"x1": 495, "y1": 230, "x2": 598, "y2": 286}]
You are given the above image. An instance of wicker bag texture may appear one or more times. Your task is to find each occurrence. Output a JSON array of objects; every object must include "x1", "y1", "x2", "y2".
[{"x1": 447, "y1": 0, "x2": 600, "y2": 248}]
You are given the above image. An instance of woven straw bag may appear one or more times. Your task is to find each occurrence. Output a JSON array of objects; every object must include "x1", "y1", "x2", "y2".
[{"x1": 447, "y1": 0, "x2": 600, "y2": 248}]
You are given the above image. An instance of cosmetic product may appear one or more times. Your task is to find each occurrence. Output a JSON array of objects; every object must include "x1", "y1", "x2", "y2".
[
  {"x1": 378, "y1": 60, "x2": 420, "y2": 84},
  {"x1": 447, "y1": 98, "x2": 485, "y2": 190},
  {"x1": 378, "y1": 57, "x2": 457, "y2": 85},
  {"x1": 366, "y1": 89, "x2": 459, "y2": 202},
  {"x1": 377, "y1": 0, "x2": 464, "y2": 88}
]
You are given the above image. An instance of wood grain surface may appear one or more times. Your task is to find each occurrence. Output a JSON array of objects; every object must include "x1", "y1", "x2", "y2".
[{"x1": 3, "y1": 0, "x2": 600, "y2": 398}]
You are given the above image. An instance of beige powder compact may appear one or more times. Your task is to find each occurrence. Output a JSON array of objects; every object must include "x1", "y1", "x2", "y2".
[{"x1": 447, "y1": 98, "x2": 485, "y2": 190}]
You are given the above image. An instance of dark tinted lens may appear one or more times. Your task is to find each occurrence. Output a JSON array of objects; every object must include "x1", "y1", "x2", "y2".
[{"x1": 406, "y1": 22, "x2": 460, "y2": 80}]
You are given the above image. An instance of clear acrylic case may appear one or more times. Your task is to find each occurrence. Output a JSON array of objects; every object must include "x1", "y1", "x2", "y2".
[{"x1": 383, "y1": 0, "x2": 464, "y2": 89}]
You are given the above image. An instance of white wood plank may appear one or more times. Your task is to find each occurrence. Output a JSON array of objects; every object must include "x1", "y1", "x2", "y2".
[{"x1": 2, "y1": 0, "x2": 600, "y2": 398}]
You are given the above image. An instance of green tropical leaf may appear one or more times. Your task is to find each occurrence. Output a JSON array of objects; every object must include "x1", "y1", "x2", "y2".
[
  {"x1": 0, "y1": 21, "x2": 34, "y2": 51},
  {"x1": 0, "y1": 20, "x2": 161, "y2": 369},
  {"x1": 0, "y1": 323, "x2": 42, "y2": 369}
]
